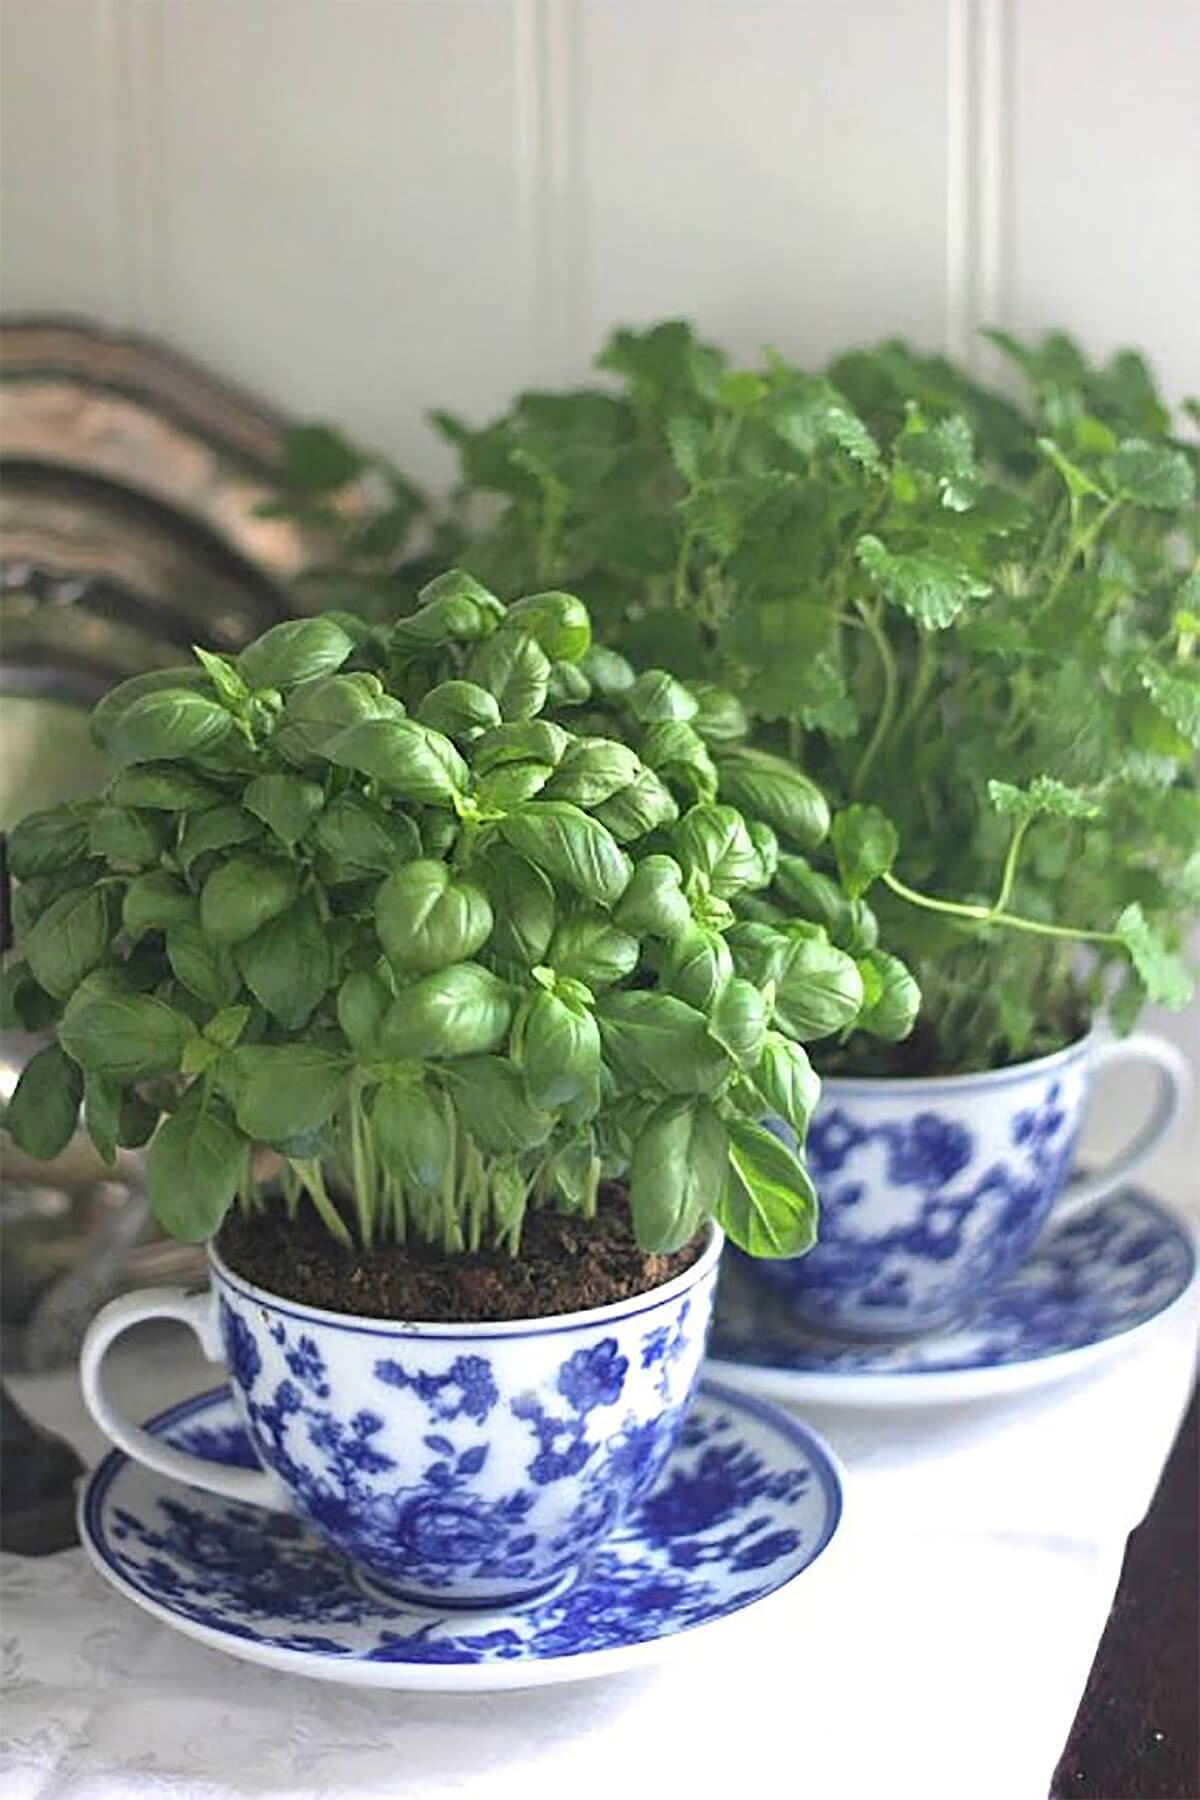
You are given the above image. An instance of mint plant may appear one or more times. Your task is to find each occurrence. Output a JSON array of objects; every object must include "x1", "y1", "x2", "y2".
[
  {"x1": 357, "y1": 323, "x2": 1195, "y2": 1074},
  {"x1": 1, "y1": 574, "x2": 907, "y2": 1259}
]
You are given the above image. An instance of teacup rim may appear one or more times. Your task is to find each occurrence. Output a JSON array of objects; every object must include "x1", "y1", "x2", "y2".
[
  {"x1": 818, "y1": 1025, "x2": 1098, "y2": 1098},
  {"x1": 208, "y1": 1217, "x2": 724, "y2": 1339}
]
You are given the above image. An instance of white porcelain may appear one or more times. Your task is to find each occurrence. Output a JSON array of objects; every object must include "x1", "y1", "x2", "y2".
[
  {"x1": 710, "y1": 1186, "x2": 1199, "y2": 1406},
  {"x1": 77, "y1": 1378, "x2": 844, "y2": 1691},
  {"x1": 742, "y1": 1031, "x2": 1191, "y2": 1339},
  {"x1": 79, "y1": 1228, "x2": 722, "y2": 1607}
]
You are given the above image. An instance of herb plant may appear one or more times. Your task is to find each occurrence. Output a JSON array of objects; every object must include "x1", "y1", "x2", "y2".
[
  {"x1": 1, "y1": 573, "x2": 908, "y2": 1260},
  {"x1": 357, "y1": 322, "x2": 1196, "y2": 1074}
]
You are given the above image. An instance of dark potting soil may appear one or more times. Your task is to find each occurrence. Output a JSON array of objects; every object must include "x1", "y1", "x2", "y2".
[{"x1": 217, "y1": 1186, "x2": 706, "y2": 1324}]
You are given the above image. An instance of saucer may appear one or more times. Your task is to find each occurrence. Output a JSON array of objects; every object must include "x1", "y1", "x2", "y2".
[
  {"x1": 78, "y1": 1379, "x2": 843, "y2": 1691},
  {"x1": 708, "y1": 1187, "x2": 1199, "y2": 1406}
]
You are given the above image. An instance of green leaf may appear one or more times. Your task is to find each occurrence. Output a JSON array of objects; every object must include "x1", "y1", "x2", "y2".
[
  {"x1": 630, "y1": 1098, "x2": 727, "y2": 1252},
  {"x1": 238, "y1": 617, "x2": 355, "y2": 691},
  {"x1": 713, "y1": 749, "x2": 830, "y2": 848},
  {"x1": 547, "y1": 913, "x2": 639, "y2": 987},
  {"x1": 708, "y1": 978, "x2": 769, "y2": 1066},
  {"x1": 274, "y1": 671, "x2": 401, "y2": 765},
  {"x1": 445, "y1": 1056, "x2": 556, "y2": 1153},
  {"x1": 242, "y1": 774, "x2": 325, "y2": 846},
  {"x1": 108, "y1": 764, "x2": 223, "y2": 812},
  {"x1": 597, "y1": 991, "x2": 730, "y2": 1095},
  {"x1": 856, "y1": 949, "x2": 920, "y2": 1041},
  {"x1": 122, "y1": 872, "x2": 197, "y2": 939},
  {"x1": 60, "y1": 994, "x2": 195, "y2": 1079},
  {"x1": 1114, "y1": 903, "x2": 1193, "y2": 1008},
  {"x1": 614, "y1": 854, "x2": 692, "y2": 939},
  {"x1": 392, "y1": 568, "x2": 506, "y2": 651},
  {"x1": 1037, "y1": 436, "x2": 1109, "y2": 502},
  {"x1": 200, "y1": 856, "x2": 299, "y2": 944},
  {"x1": 1139, "y1": 662, "x2": 1200, "y2": 747},
  {"x1": 856, "y1": 533, "x2": 991, "y2": 628},
  {"x1": 466, "y1": 628, "x2": 551, "y2": 722},
  {"x1": 478, "y1": 847, "x2": 557, "y2": 967},
  {"x1": 325, "y1": 718, "x2": 468, "y2": 806},
  {"x1": 379, "y1": 963, "x2": 513, "y2": 1061},
  {"x1": 83, "y1": 1071, "x2": 122, "y2": 1166},
  {"x1": 167, "y1": 922, "x2": 242, "y2": 1009},
  {"x1": 593, "y1": 767, "x2": 679, "y2": 842},
  {"x1": 280, "y1": 422, "x2": 364, "y2": 492},
  {"x1": 89, "y1": 667, "x2": 208, "y2": 751},
  {"x1": 193, "y1": 646, "x2": 249, "y2": 708},
  {"x1": 231, "y1": 1045, "x2": 349, "y2": 1144},
  {"x1": 376, "y1": 861, "x2": 494, "y2": 973},
  {"x1": 371, "y1": 1079, "x2": 450, "y2": 1191},
  {"x1": 88, "y1": 806, "x2": 168, "y2": 869},
  {"x1": 25, "y1": 887, "x2": 114, "y2": 999},
  {"x1": 107, "y1": 688, "x2": 234, "y2": 766},
  {"x1": 637, "y1": 720, "x2": 718, "y2": 804},
  {"x1": 518, "y1": 989, "x2": 601, "y2": 1111},
  {"x1": 774, "y1": 931, "x2": 865, "y2": 1039},
  {"x1": 579, "y1": 645, "x2": 635, "y2": 697},
  {"x1": 7, "y1": 804, "x2": 95, "y2": 879},
  {"x1": 831, "y1": 804, "x2": 899, "y2": 898},
  {"x1": 473, "y1": 719, "x2": 570, "y2": 774},
  {"x1": 1109, "y1": 439, "x2": 1195, "y2": 510},
  {"x1": 751, "y1": 1034, "x2": 820, "y2": 1137},
  {"x1": 896, "y1": 412, "x2": 980, "y2": 511},
  {"x1": 543, "y1": 738, "x2": 642, "y2": 808},
  {"x1": 235, "y1": 895, "x2": 333, "y2": 1029},
  {"x1": 626, "y1": 669, "x2": 699, "y2": 725},
  {"x1": 178, "y1": 805, "x2": 261, "y2": 875},
  {"x1": 337, "y1": 969, "x2": 392, "y2": 1057},
  {"x1": 147, "y1": 1092, "x2": 246, "y2": 1241},
  {"x1": 416, "y1": 680, "x2": 502, "y2": 740},
  {"x1": 504, "y1": 591, "x2": 592, "y2": 663},
  {"x1": 4, "y1": 1046, "x2": 82, "y2": 1160},
  {"x1": 768, "y1": 376, "x2": 881, "y2": 470},
  {"x1": 661, "y1": 921, "x2": 733, "y2": 1011},
  {"x1": 718, "y1": 1119, "x2": 818, "y2": 1257},
  {"x1": 313, "y1": 793, "x2": 421, "y2": 878},
  {"x1": 499, "y1": 803, "x2": 631, "y2": 906},
  {"x1": 673, "y1": 804, "x2": 764, "y2": 897}
]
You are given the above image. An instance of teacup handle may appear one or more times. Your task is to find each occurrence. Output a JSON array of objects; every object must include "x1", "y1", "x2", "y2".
[
  {"x1": 1053, "y1": 1033, "x2": 1193, "y2": 1227},
  {"x1": 80, "y1": 1286, "x2": 284, "y2": 1507}
]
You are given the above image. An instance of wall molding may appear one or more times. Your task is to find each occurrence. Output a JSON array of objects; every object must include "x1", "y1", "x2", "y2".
[
  {"x1": 96, "y1": 0, "x2": 165, "y2": 334},
  {"x1": 514, "y1": 0, "x2": 585, "y2": 386},
  {"x1": 945, "y1": 0, "x2": 1012, "y2": 371}
]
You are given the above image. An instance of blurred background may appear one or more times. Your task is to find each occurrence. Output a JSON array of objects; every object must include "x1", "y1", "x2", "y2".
[{"x1": 1, "y1": 0, "x2": 1197, "y2": 1367}]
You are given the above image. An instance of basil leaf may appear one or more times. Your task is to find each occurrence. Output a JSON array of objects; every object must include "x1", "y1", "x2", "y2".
[
  {"x1": 445, "y1": 1056, "x2": 555, "y2": 1153},
  {"x1": 167, "y1": 922, "x2": 242, "y2": 1009},
  {"x1": 178, "y1": 804, "x2": 261, "y2": 875},
  {"x1": 499, "y1": 803, "x2": 631, "y2": 907},
  {"x1": 830, "y1": 803, "x2": 899, "y2": 900},
  {"x1": 337, "y1": 969, "x2": 392, "y2": 1057},
  {"x1": 597, "y1": 991, "x2": 730, "y2": 1095},
  {"x1": 60, "y1": 994, "x2": 195, "y2": 1079},
  {"x1": 314, "y1": 792, "x2": 420, "y2": 877},
  {"x1": 546, "y1": 661, "x2": 591, "y2": 707},
  {"x1": 688, "y1": 683, "x2": 748, "y2": 744},
  {"x1": 718, "y1": 1119, "x2": 818, "y2": 1257},
  {"x1": 193, "y1": 646, "x2": 249, "y2": 707},
  {"x1": 547, "y1": 913, "x2": 638, "y2": 987},
  {"x1": 392, "y1": 568, "x2": 506, "y2": 650},
  {"x1": 519, "y1": 990, "x2": 601, "y2": 1111},
  {"x1": 478, "y1": 848, "x2": 556, "y2": 967},
  {"x1": 235, "y1": 895, "x2": 333, "y2": 1029},
  {"x1": 379, "y1": 963, "x2": 513, "y2": 1061},
  {"x1": 504, "y1": 591, "x2": 591, "y2": 663},
  {"x1": 579, "y1": 644, "x2": 635, "y2": 696},
  {"x1": 231, "y1": 1045, "x2": 349, "y2": 1144},
  {"x1": 543, "y1": 738, "x2": 641, "y2": 806},
  {"x1": 751, "y1": 1033, "x2": 820, "y2": 1137},
  {"x1": 200, "y1": 856, "x2": 299, "y2": 944},
  {"x1": 713, "y1": 748, "x2": 830, "y2": 849},
  {"x1": 4, "y1": 1046, "x2": 82, "y2": 1160},
  {"x1": 708, "y1": 977, "x2": 769, "y2": 1066},
  {"x1": 774, "y1": 932, "x2": 865, "y2": 1040},
  {"x1": 856, "y1": 949, "x2": 920, "y2": 1041},
  {"x1": 243, "y1": 774, "x2": 325, "y2": 847},
  {"x1": 593, "y1": 767, "x2": 679, "y2": 842},
  {"x1": 416, "y1": 679, "x2": 502, "y2": 740},
  {"x1": 88, "y1": 806, "x2": 169, "y2": 869},
  {"x1": 7, "y1": 804, "x2": 96, "y2": 879},
  {"x1": 108, "y1": 764, "x2": 224, "y2": 812},
  {"x1": 630, "y1": 1098, "x2": 727, "y2": 1252},
  {"x1": 467, "y1": 628, "x2": 551, "y2": 721},
  {"x1": 475, "y1": 762, "x2": 554, "y2": 807},
  {"x1": 107, "y1": 689, "x2": 234, "y2": 766},
  {"x1": 274, "y1": 671, "x2": 401, "y2": 765},
  {"x1": 371, "y1": 1079, "x2": 450, "y2": 1191},
  {"x1": 673, "y1": 803, "x2": 763, "y2": 897},
  {"x1": 147, "y1": 1092, "x2": 246, "y2": 1241},
  {"x1": 83, "y1": 1071, "x2": 122, "y2": 1166},
  {"x1": 661, "y1": 921, "x2": 733, "y2": 1011},
  {"x1": 775, "y1": 853, "x2": 849, "y2": 934},
  {"x1": 637, "y1": 720, "x2": 718, "y2": 804},
  {"x1": 90, "y1": 666, "x2": 208, "y2": 751},
  {"x1": 626, "y1": 670, "x2": 698, "y2": 725},
  {"x1": 614, "y1": 854, "x2": 692, "y2": 939},
  {"x1": 25, "y1": 887, "x2": 115, "y2": 999},
  {"x1": 325, "y1": 718, "x2": 467, "y2": 806},
  {"x1": 473, "y1": 719, "x2": 570, "y2": 773},
  {"x1": 376, "y1": 861, "x2": 494, "y2": 974},
  {"x1": 238, "y1": 617, "x2": 355, "y2": 690},
  {"x1": 727, "y1": 921, "x2": 794, "y2": 988},
  {"x1": 122, "y1": 872, "x2": 197, "y2": 940}
]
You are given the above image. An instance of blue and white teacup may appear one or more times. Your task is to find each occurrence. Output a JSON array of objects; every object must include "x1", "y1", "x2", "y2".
[
  {"x1": 742, "y1": 1032, "x2": 1190, "y2": 1340},
  {"x1": 80, "y1": 1225, "x2": 722, "y2": 1607}
]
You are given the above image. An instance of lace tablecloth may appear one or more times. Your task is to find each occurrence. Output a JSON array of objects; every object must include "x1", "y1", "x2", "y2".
[{"x1": 3, "y1": 1262, "x2": 1198, "y2": 1800}]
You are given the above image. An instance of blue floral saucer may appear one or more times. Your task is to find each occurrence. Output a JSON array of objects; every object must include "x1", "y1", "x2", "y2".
[
  {"x1": 78, "y1": 1379, "x2": 843, "y2": 1691},
  {"x1": 708, "y1": 1187, "x2": 1199, "y2": 1407}
]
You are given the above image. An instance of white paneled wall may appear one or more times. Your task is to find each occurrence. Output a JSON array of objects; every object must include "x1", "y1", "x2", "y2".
[
  {"x1": 4, "y1": 0, "x2": 1198, "y2": 481},
  {"x1": 2, "y1": 0, "x2": 1198, "y2": 1118}
]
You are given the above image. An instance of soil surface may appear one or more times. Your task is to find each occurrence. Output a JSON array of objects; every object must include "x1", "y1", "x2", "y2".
[{"x1": 217, "y1": 1186, "x2": 707, "y2": 1324}]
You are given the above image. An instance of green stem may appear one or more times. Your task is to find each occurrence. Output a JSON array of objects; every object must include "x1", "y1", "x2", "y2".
[
  {"x1": 852, "y1": 600, "x2": 899, "y2": 797},
  {"x1": 992, "y1": 818, "x2": 1031, "y2": 916},
  {"x1": 673, "y1": 525, "x2": 697, "y2": 610},
  {"x1": 294, "y1": 1158, "x2": 352, "y2": 1249},
  {"x1": 892, "y1": 629, "x2": 936, "y2": 746},
  {"x1": 881, "y1": 870, "x2": 1120, "y2": 947}
]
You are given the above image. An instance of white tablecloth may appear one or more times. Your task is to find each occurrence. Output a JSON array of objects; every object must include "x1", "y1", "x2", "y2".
[{"x1": 2, "y1": 1273, "x2": 1197, "y2": 1800}]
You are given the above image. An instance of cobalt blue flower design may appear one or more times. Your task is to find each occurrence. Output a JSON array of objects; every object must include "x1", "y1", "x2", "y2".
[
  {"x1": 712, "y1": 1187, "x2": 1195, "y2": 1379},
  {"x1": 80, "y1": 1381, "x2": 842, "y2": 1683}
]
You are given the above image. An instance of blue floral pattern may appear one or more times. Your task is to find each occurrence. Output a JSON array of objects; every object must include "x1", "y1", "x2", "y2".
[
  {"x1": 210, "y1": 1249, "x2": 717, "y2": 1606},
  {"x1": 748, "y1": 1051, "x2": 1092, "y2": 1335},
  {"x1": 711, "y1": 1187, "x2": 1196, "y2": 1379},
  {"x1": 81, "y1": 1381, "x2": 841, "y2": 1683}
]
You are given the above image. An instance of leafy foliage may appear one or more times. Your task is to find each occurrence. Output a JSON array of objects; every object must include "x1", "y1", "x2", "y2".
[
  {"x1": 340, "y1": 322, "x2": 1197, "y2": 1072},
  {"x1": 2, "y1": 579, "x2": 898, "y2": 1259}
]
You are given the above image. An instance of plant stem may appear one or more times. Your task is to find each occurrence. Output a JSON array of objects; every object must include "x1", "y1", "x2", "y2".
[
  {"x1": 294, "y1": 1158, "x2": 352, "y2": 1249},
  {"x1": 881, "y1": 870, "x2": 1120, "y2": 947},
  {"x1": 852, "y1": 599, "x2": 899, "y2": 797},
  {"x1": 992, "y1": 818, "x2": 1031, "y2": 916}
]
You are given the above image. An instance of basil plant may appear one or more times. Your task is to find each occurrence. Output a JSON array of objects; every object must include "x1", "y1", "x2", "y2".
[{"x1": 2, "y1": 573, "x2": 916, "y2": 1260}]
